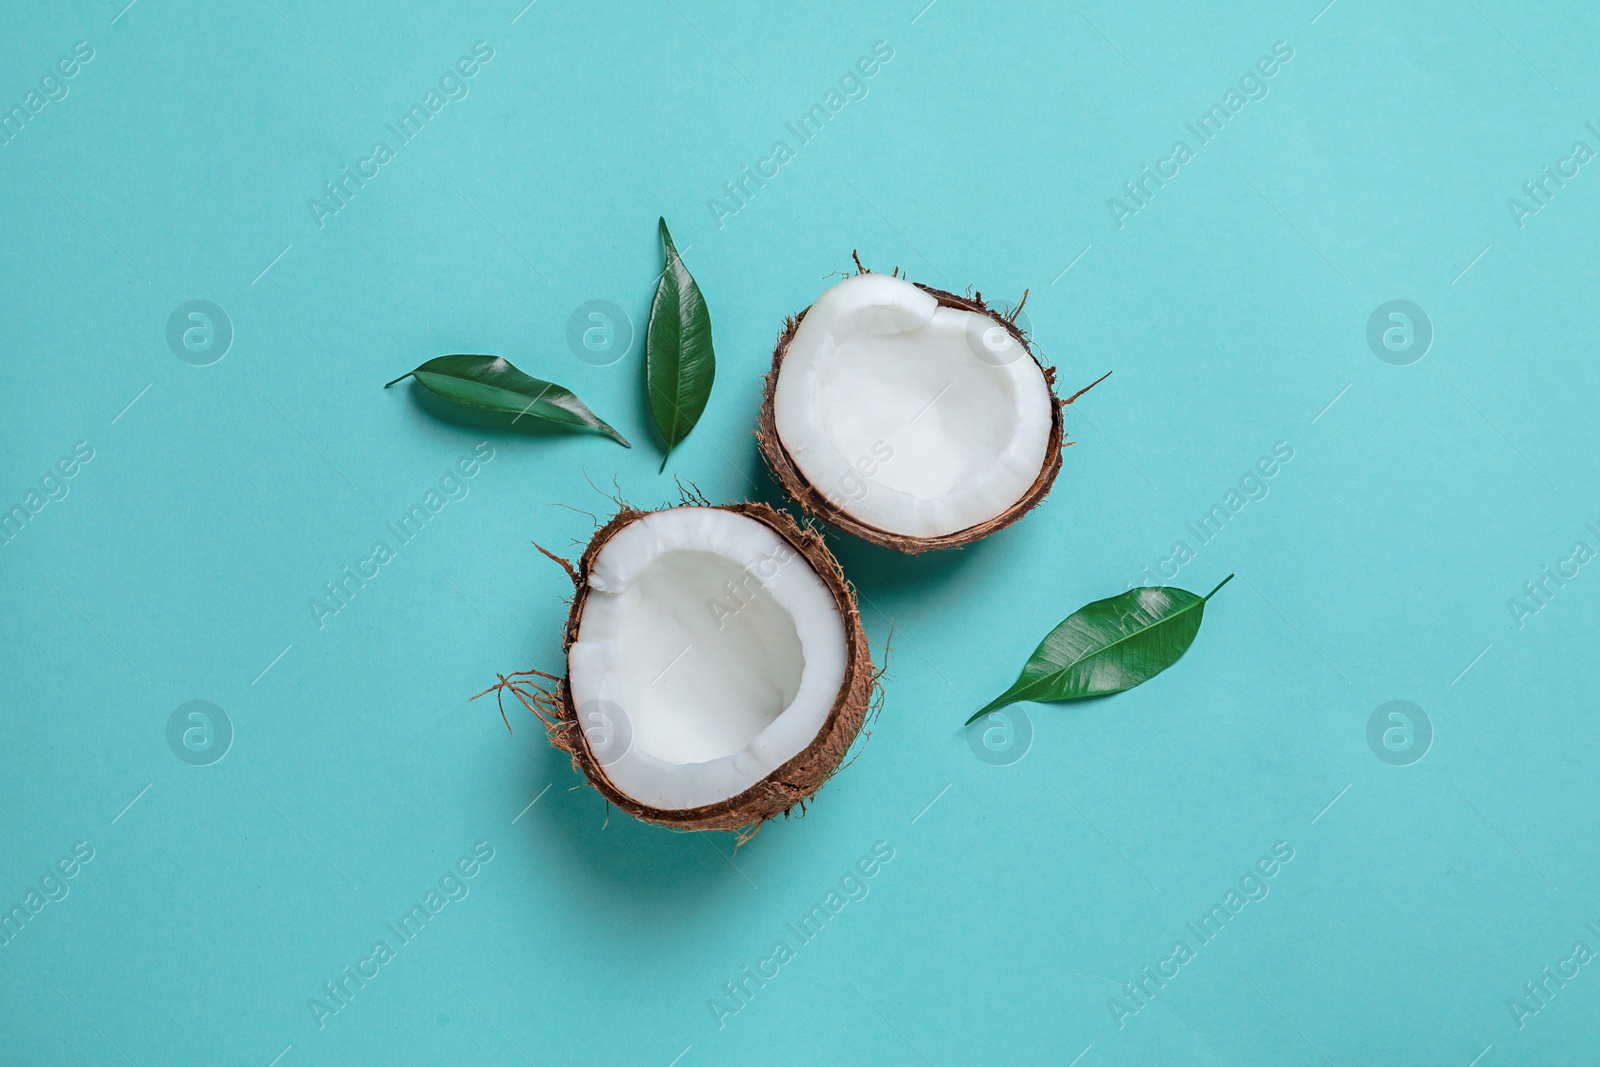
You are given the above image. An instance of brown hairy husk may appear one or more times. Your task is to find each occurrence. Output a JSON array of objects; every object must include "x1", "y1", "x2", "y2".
[
  {"x1": 479, "y1": 502, "x2": 876, "y2": 836},
  {"x1": 757, "y1": 272, "x2": 1087, "y2": 553}
]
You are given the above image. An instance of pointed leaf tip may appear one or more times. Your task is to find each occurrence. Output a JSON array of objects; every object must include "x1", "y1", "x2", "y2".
[
  {"x1": 386, "y1": 354, "x2": 628, "y2": 447},
  {"x1": 645, "y1": 219, "x2": 715, "y2": 470},
  {"x1": 965, "y1": 581, "x2": 1227, "y2": 721},
  {"x1": 965, "y1": 701, "x2": 1006, "y2": 726}
]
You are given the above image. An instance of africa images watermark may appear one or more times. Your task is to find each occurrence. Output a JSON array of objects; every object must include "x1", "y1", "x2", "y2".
[
  {"x1": 707, "y1": 41, "x2": 896, "y2": 230},
  {"x1": 1128, "y1": 441, "x2": 1294, "y2": 588},
  {"x1": 708, "y1": 541, "x2": 800, "y2": 630},
  {"x1": 1106, "y1": 41, "x2": 1296, "y2": 230},
  {"x1": 1108, "y1": 841, "x2": 1295, "y2": 1030},
  {"x1": 306, "y1": 41, "x2": 496, "y2": 230},
  {"x1": 1, "y1": 441, "x2": 95, "y2": 549},
  {"x1": 1506, "y1": 518, "x2": 1600, "y2": 630},
  {"x1": 307, "y1": 842, "x2": 496, "y2": 1030},
  {"x1": 309, "y1": 442, "x2": 495, "y2": 629},
  {"x1": 0, "y1": 40, "x2": 95, "y2": 149},
  {"x1": 707, "y1": 841, "x2": 897, "y2": 1030},
  {"x1": 1506, "y1": 920, "x2": 1600, "y2": 1030},
  {"x1": 0, "y1": 841, "x2": 96, "y2": 949},
  {"x1": 1505, "y1": 120, "x2": 1600, "y2": 230}
]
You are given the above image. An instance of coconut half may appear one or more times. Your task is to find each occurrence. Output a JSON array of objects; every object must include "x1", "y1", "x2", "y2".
[
  {"x1": 759, "y1": 270, "x2": 1081, "y2": 552},
  {"x1": 490, "y1": 502, "x2": 875, "y2": 833}
]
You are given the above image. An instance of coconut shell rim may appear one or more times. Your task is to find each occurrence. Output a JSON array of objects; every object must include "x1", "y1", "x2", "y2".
[
  {"x1": 756, "y1": 280, "x2": 1066, "y2": 554},
  {"x1": 550, "y1": 501, "x2": 876, "y2": 833}
]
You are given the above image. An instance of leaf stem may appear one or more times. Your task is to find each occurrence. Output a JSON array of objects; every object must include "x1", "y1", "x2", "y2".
[
  {"x1": 383, "y1": 371, "x2": 414, "y2": 388},
  {"x1": 1202, "y1": 573, "x2": 1236, "y2": 601}
]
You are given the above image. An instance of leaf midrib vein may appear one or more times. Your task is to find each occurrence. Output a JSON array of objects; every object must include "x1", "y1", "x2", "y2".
[
  {"x1": 661, "y1": 263, "x2": 696, "y2": 440},
  {"x1": 1010, "y1": 596, "x2": 1202, "y2": 701}
]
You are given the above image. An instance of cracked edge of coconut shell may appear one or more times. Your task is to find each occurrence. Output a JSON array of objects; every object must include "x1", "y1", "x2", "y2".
[
  {"x1": 756, "y1": 281, "x2": 1071, "y2": 554},
  {"x1": 526, "y1": 501, "x2": 878, "y2": 834}
]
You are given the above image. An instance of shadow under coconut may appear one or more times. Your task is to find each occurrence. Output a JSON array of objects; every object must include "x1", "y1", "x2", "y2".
[
  {"x1": 506, "y1": 716, "x2": 776, "y2": 914},
  {"x1": 400, "y1": 379, "x2": 633, "y2": 448},
  {"x1": 825, "y1": 525, "x2": 991, "y2": 599}
]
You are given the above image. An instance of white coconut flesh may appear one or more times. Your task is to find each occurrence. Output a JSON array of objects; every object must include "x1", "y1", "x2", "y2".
[
  {"x1": 565, "y1": 508, "x2": 848, "y2": 811},
  {"x1": 773, "y1": 273, "x2": 1054, "y2": 539}
]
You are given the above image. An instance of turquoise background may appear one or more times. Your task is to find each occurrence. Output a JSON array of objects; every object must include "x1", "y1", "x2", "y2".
[{"x1": 3, "y1": 0, "x2": 1598, "y2": 1063}]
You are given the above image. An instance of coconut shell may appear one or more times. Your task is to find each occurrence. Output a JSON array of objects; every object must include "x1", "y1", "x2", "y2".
[
  {"x1": 502, "y1": 502, "x2": 876, "y2": 835},
  {"x1": 757, "y1": 280, "x2": 1074, "y2": 553}
]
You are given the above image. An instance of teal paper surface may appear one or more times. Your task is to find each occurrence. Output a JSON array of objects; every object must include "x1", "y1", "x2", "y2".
[{"x1": 4, "y1": 1, "x2": 1598, "y2": 1063}]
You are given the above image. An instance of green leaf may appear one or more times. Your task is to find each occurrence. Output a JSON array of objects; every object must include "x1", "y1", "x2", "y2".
[
  {"x1": 646, "y1": 217, "x2": 715, "y2": 471},
  {"x1": 966, "y1": 575, "x2": 1233, "y2": 724},
  {"x1": 386, "y1": 354, "x2": 629, "y2": 447}
]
